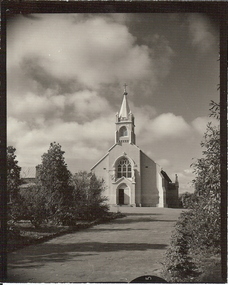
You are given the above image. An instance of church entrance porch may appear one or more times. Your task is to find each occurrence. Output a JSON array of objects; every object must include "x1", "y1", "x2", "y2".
[
  {"x1": 119, "y1": 189, "x2": 124, "y2": 205},
  {"x1": 117, "y1": 184, "x2": 130, "y2": 205}
]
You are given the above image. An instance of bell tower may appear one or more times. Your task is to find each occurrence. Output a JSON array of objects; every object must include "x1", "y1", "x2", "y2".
[{"x1": 115, "y1": 84, "x2": 136, "y2": 145}]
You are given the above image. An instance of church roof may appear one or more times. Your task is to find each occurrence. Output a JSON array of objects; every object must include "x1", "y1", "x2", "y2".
[
  {"x1": 161, "y1": 170, "x2": 172, "y2": 183},
  {"x1": 119, "y1": 88, "x2": 130, "y2": 119}
]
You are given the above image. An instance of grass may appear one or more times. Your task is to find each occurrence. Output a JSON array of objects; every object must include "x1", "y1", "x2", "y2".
[
  {"x1": 194, "y1": 253, "x2": 223, "y2": 283},
  {"x1": 7, "y1": 212, "x2": 125, "y2": 253}
]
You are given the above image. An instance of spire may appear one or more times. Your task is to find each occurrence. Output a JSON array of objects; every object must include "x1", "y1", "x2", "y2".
[
  {"x1": 119, "y1": 84, "x2": 130, "y2": 119},
  {"x1": 175, "y1": 174, "x2": 179, "y2": 187},
  {"x1": 115, "y1": 84, "x2": 136, "y2": 144}
]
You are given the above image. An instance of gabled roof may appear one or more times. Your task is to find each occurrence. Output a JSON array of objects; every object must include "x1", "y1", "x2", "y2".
[
  {"x1": 91, "y1": 144, "x2": 118, "y2": 170},
  {"x1": 161, "y1": 170, "x2": 172, "y2": 183}
]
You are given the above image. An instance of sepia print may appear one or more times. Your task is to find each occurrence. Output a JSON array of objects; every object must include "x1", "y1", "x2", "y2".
[{"x1": 3, "y1": 2, "x2": 227, "y2": 283}]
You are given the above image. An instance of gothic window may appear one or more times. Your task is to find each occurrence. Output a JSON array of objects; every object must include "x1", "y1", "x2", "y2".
[
  {"x1": 117, "y1": 158, "x2": 132, "y2": 178},
  {"x1": 119, "y1": 126, "x2": 128, "y2": 137}
]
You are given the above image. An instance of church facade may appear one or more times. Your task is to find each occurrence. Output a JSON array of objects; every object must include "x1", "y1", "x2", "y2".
[{"x1": 91, "y1": 87, "x2": 179, "y2": 208}]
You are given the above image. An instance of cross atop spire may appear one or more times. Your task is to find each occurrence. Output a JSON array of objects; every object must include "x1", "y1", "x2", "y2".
[{"x1": 123, "y1": 83, "x2": 128, "y2": 95}]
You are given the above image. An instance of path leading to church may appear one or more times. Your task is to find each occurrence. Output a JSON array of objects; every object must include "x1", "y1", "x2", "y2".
[{"x1": 7, "y1": 208, "x2": 183, "y2": 283}]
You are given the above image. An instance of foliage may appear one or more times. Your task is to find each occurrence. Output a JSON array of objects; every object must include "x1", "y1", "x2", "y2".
[
  {"x1": 36, "y1": 142, "x2": 73, "y2": 219},
  {"x1": 7, "y1": 146, "x2": 21, "y2": 203},
  {"x1": 71, "y1": 171, "x2": 109, "y2": 221},
  {"x1": 179, "y1": 192, "x2": 197, "y2": 209},
  {"x1": 7, "y1": 142, "x2": 110, "y2": 228},
  {"x1": 164, "y1": 101, "x2": 221, "y2": 282},
  {"x1": 19, "y1": 185, "x2": 48, "y2": 228},
  {"x1": 7, "y1": 146, "x2": 23, "y2": 222},
  {"x1": 164, "y1": 211, "x2": 200, "y2": 282}
]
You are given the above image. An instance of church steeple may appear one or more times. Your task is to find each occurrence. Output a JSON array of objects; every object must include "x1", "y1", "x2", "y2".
[
  {"x1": 119, "y1": 84, "x2": 130, "y2": 119},
  {"x1": 115, "y1": 84, "x2": 136, "y2": 145}
]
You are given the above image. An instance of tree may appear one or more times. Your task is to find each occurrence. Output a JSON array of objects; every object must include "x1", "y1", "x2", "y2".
[
  {"x1": 190, "y1": 100, "x2": 220, "y2": 249},
  {"x1": 7, "y1": 146, "x2": 21, "y2": 203},
  {"x1": 179, "y1": 192, "x2": 199, "y2": 209},
  {"x1": 7, "y1": 146, "x2": 23, "y2": 222},
  {"x1": 20, "y1": 185, "x2": 48, "y2": 228},
  {"x1": 36, "y1": 142, "x2": 73, "y2": 220},
  {"x1": 71, "y1": 171, "x2": 109, "y2": 221},
  {"x1": 164, "y1": 101, "x2": 221, "y2": 282}
]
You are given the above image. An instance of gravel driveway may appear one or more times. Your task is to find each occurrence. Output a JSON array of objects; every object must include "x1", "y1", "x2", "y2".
[{"x1": 7, "y1": 208, "x2": 183, "y2": 283}]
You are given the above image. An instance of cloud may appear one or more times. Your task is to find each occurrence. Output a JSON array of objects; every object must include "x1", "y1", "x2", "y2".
[
  {"x1": 7, "y1": 13, "x2": 208, "y2": 180},
  {"x1": 156, "y1": 158, "x2": 171, "y2": 168},
  {"x1": 146, "y1": 113, "x2": 191, "y2": 140},
  {"x1": 191, "y1": 116, "x2": 218, "y2": 135},
  {"x1": 7, "y1": 112, "x2": 115, "y2": 167},
  {"x1": 8, "y1": 89, "x2": 113, "y2": 126},
  {"x1": 7, "y1": 14, "x2": 152, "y2": 90},
  {"x1": 170, "y1": 169, "x2": 195, "y2": 194},
  {"x1": 146, "y1": 34, "x2": 175, "y2": 78},
  {"x1": 7, "y1": 117, "x2": 30, "y2": 145},
  {"x1": 184, "y1": 168, "x2": 193, "y2": 175},
  {"x1": 187, "y1": 14, "x2": 216, "y2": 53}
]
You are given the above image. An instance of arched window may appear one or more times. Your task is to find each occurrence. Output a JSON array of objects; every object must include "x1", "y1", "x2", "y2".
[
  {"x1": 117, "y1": 158, "x2": 132, "y2": 178},
  {"x1": 119, "y1": 126, "x2": 128, "y2": 137}
]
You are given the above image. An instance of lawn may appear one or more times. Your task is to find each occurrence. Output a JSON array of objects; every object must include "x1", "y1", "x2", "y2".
[{"x1": 7, "y1": 212, "x2": 124, "y2": 253}]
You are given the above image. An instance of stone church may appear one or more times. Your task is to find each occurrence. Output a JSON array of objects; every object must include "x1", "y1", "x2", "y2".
[{"x1": 91, "y1": 87, "x2": 179, "y2": 208}]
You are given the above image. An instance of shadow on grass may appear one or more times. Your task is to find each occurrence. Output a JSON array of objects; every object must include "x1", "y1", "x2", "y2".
[
  {"x1": 84, "y1": 228, "x2": 150, "y2": 232},
  {"x1": 111, "y1": 217, "x2": 178, "y2": 224},
  {"x1": 8, "y1": 241, "x2": 168, "y2": 269},
  {"x1": 121, "y1": 213, "x2": 162, "y2": 216}
]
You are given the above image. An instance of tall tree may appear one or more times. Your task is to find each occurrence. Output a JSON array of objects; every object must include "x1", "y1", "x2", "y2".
[
  {"x1": 37, "y1": 142, "x2": 72, "y2": 217},
  {"x1": 7, "y1": 146, "x2": 21, "y2": 203},
  {"x1": 164, "y1": 101, "x2": 221, "y2": 282}
]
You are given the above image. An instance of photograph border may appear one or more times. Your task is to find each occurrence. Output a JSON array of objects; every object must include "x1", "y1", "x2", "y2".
[{"x1": 1, "y1": 1, "x2": 227, "y2": 282}]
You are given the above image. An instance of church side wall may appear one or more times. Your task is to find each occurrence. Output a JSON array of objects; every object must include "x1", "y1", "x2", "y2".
[
  {"x1": 166, "y1": 184, "x2": 179, "y2": 208},
  {"x1": 140, "y1": 152, "x2": 159, "y2": 207}
]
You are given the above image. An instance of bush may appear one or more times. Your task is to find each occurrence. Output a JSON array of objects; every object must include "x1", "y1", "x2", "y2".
[
  {"x1": 163, "y1": 101, "x2": 220, "y2": 282},
  {"x1": 7, "y1": 223, "x2": 21, "y2": 240},
  {"x1": 20, "y1": 185, "x2": 49, "y2": 228},
  {"x1": 164, "y1": 211, "x2": 200, "y2": 282},
  {"x1": 71, "y1": 171, "x2": 109, "y2": 221},
  {"x1": 179, "y1": 192, "x2": 198, "y2": 209}
]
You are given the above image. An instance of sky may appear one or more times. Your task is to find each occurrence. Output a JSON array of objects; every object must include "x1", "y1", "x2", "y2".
[{"x1": 7, "y1": 13, "x2": 219, "y2": 193}]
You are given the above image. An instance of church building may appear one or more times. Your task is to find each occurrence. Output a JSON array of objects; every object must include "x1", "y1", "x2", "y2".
[{"x1": 91, "y1": 86, "x2": 179, "y2": 208}]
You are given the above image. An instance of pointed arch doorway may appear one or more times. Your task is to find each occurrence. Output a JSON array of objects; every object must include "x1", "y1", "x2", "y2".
[{"x1": 117, "y1": 184, "x2": 130, "y2": 205}]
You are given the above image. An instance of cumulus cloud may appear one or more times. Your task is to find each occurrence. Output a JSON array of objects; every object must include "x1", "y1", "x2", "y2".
[
  {"x1": 187, "y1": 14, "x2": 217, "y2": 53},
  {"x1": 7, "y1": 113, "x2": 115, "y2": 167},
  {"x1": 144, "y1": 113, "x2": 191, "y2": 141},
  {"x1": 146, "y1": 34, "x2": 175, "y2": 78},
  {"x1": 8, "y1": 89, "x2": 112, "y2": 126},
  {"x1": 191, "y1": 116, "x2": 218, "y2": 135},
  {"x1": 8, "y1": 13, "x2": 206, "y2": 179},
  {"x1": 7, "y1": 14, "x2": 152, "y2": 90}
]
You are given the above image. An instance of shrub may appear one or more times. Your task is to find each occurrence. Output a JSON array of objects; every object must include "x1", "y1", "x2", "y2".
[
  {"x1": 20, "y1": 185, "x2": 49, "y2": 228},
  {"x1": 163, "y1": 101, "x2": 220, "y2": 282},
  {"x1": 72, "y1": 171, "x2": 109, "y2": 221}
]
